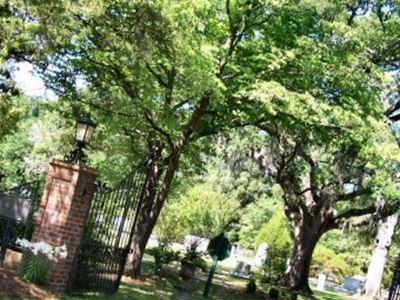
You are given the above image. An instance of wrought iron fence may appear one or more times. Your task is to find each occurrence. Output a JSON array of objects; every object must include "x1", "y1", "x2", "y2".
[
  {"x1": 0, "y1": 180, "x2": 43, "y2": 267},
  {"x1": 389, "y1": 255, "x2": 400, "y2": 300},
  {"x1": 0, "y1": 181, "x2": 43, "y2": 250},
  {"x1": 70, "y1": 164, "x2": 148, "y2": 293}
]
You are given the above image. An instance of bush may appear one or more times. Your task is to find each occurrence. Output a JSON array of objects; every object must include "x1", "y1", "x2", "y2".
[
  {"x1": 182, "y1": 242, "x2": 208, "y2": 272},
  {"x1": 255, "y1": 211, "x2": 292, "y2": 283},
  {"x1": 19, "y1": 250, "x2": 51, "y2": 286},
  {"x1": 310, "y1": 245, "x2": 350, "y2": 283},
  {"x1": 155, "y1": 204, "x2": 185, "y2": 246},
  {"x1": 146, "y1": 247, "x2": 180, "y2": 273},
  {"x1": 238, "y1": 184, "x2": 283, "y2": 249},
  {"x1": 245, "y1": 279, "x2": 257, "y2": 294},
  {"x1": 268, "y1": 287, "x2": 280, "y2": 299},
  {"x1": 156, "y1": 183, "x2": 239, "y2": 241}
]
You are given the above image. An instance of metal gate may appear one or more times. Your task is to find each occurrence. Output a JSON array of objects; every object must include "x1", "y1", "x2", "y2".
[
  {"x1": 70, "y1": 165, "x2": 147, "y2": 293},
  {"x1": 389, "y1": 255, "x2": 400, "y2": 300}
]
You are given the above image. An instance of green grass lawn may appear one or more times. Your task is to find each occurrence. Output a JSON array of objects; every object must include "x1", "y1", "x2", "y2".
[
  {"x1": 62, "y1": 260, "x2": 353, "y2": 300},
  {"x1": 63, "y1": 278, "x2": 354, "y2": 300},
  {"x1": 313, "y1": 290, "x2": 353, "y2": 300},
  {"x1": 0, "y1": 255, "x2": 354, "y2": 300},
  {"x1": 63, "y1": 272, "x2": 265, "y2": 300},
  {"x1": 62, "y1": 255, "x2": 265, "y2": 300}
]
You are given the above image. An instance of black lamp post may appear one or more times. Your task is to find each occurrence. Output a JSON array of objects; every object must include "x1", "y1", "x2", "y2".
[{"x1": 65, "y1": 115, "x2": 97, "y2": 164}]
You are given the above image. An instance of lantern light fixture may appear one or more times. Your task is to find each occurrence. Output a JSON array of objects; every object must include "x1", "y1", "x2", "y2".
[{"x1": 65, "y1": 115, "x2": 97, "y2": 164}]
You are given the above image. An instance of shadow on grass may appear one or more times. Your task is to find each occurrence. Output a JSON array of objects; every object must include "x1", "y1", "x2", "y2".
[
  {"x1": 63, "y1": 271, "x2": 266, "y2": 300},
  {"x1": 313, "y1": 290, "x2": 353, "y2": 300}
]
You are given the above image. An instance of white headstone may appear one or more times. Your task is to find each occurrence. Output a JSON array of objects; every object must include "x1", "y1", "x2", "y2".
[
  {"x1": 252, "y1": 243, "x2": 268, "y2": 268},
  {"x1": 147, "y1": 235, "x2": 159, "y2": 248},
  {"x1": 316, "y1": 273, "x2": 326, "y2": 291}
]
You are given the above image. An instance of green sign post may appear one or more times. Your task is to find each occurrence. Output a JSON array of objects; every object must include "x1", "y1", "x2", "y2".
[{"x1": 203, "y1": 233, "x2": 231, "y2": 298}]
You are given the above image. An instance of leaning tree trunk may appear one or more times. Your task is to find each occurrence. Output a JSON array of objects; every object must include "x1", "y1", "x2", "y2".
[
  {"x1": 281, "y1": 221, "x2": 322, "y2": 294},
  {"x1": 129, "y1": 205, "x2": 161, "y2": 278},
  {"x1": 128, "y1": 92, "x2": 211, "y2": 278},
  {"x1": 127, "y1": 144, "x2": 162, "y2": 278},
  {"x1": 128, "y1": 151, "x2": 179, "y2": 278},
  {"x1": 363, "y1": 214, "x2": 398, "y2": 299}
]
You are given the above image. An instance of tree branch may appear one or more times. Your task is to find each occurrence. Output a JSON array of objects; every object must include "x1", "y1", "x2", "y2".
[
  {"x1": 146, "y1": 64, "x2": 167, "y2": 88},
  {"x1": 335, "y1": 205, "x2": 377, "y2": 221},
  {"x1": 385, "y1": 100, "x2": 400, "y2": 117},
  {"x1": 179, "y1": 91, "x2": 212, "y2": 148},
  {"x1": 299, "y1": 150, "x2": 320, "y2": 202},
  {"x1": 336, "y1": 187, "x2": 369, "y2": 202},
  {"x1": 144, "y1": 111, "x2": 175, "y2": 151},
  {"x1": 389, "y1": 113, "x2": 400, "y2": 122}
]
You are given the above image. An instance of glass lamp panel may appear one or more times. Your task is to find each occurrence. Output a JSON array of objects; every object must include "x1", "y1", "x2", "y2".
[
  {"x1": 75, "y1": 122, "x2": 87, "y2": 142},
  {"x1": 83, "y1": 125, "x2": 95, "y2": 143}
]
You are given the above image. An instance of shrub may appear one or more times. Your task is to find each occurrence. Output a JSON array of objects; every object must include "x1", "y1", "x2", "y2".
[
  {"x1": 146, "y1": 247, "x2": 180, "y2": 273},
  {"x1": 182, "y1": 242, "x2": 208, "y2": 272},
  {"x1": 238, "y1": 184, "x2": 283, "y2": 249},
  {"x1": 245, "y1": 279, "x2": 257, "y2": 294},
  {"x1": 268, "y1": 287, "x2": 280, "y2": 299},
  {"x1": 19, "y1": 250, "x2": 51, "y2": 286},
  {"x1": 156, "y1": 183, "x2": 239, "y2": 241},
  {"x1": 255, "y1": 211, "x2": 292, "y2": 283},
  {"x1": 310, "y1": 245, "x2": 350, "y2": 283},
  {"x1": 155, "y1": 203, "x2": 185, "y2": 246}
]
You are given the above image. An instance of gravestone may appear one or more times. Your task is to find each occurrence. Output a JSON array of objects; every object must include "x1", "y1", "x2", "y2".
[
  {"x1": 0, "y1": 193, "x2": 31, "y2": 222},
  {"x1": 235, "y1": 245, "x2": 245, "y2": 256},
  {"x1": 343, "y1": 275, "x2": 366, "y2": 294},
  {"x1": 252, "y1": 243, "x2": 268, "y2": 268},
  {"x1": 232, "y1": 260, "x2": 251, "y2": 278},
  {"x1": 224, "y1": 244, "x2": 239, "y2": 265},
  {"x1": 0, "y1": 193, "x2": 32, "y2": 267},
  {"x1": 147, "y1": 235, "x2": 159, "y2": 248},
  {"x1": 317, "y1": 273, "x2": 326, "y2": 291}
]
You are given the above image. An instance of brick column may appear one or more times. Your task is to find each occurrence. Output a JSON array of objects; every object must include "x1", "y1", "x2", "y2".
[{"x1": 31, "y1": 159, "x2": 97, "y2": 291}]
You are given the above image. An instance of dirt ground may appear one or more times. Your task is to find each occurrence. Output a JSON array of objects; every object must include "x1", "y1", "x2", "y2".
[{"x1": 0, "y1": 268, "x2": 54, "y2": 299}]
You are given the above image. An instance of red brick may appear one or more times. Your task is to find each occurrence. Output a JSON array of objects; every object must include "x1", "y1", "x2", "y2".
[{"x1": 31, "y1": 159, "x2": 97, "y2": 292}]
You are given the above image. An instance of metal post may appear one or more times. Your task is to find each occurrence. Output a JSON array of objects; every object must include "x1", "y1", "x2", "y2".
[
  {"x1": 203, "y1": 256, "x2": 218, "y2": 297},
  {"x1": 0, "y1": 245, "x2": 6, "y2": 268},
  {"x1": 0, "y1": 220, "x2": 12, "y2": 268}
]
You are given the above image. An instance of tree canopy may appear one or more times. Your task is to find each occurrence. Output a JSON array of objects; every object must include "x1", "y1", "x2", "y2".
[{"x1": 2, "y1": 0, "x2": 400, "y2": 294}]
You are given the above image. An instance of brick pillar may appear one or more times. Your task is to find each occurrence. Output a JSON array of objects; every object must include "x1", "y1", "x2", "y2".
[{"x1": 31, "y1": 159, "x2": 97, "y2": 291}]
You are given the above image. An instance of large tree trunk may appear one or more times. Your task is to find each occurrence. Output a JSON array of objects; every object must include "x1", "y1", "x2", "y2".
[
  {"x1": 127, "y1": 92, "x2": 211, "y2": 278},
  {"x1": 128, "y1": 150, "x2": 179, "y2": 278},
  {"x1": 281, "y1": 221, "x2": 322, "y2": 294},
  {"x1": 363, "y1": 214, "x2": 398, "y2": 299},
  {"x1": 129, "y1": 218, "x2": 156, "y2": 278}
]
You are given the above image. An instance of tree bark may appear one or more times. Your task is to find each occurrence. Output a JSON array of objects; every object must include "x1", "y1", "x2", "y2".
[
  {"x1": 281, "y1": 221, "x2": 322, "y2": 294},
  {"x1": 127, "y1": 93, "x2": 212, "y2": 278},
  {"x1": 129, "y1": 218, "x2": 155, "y2": 278},
  {"x1": 362, "y1": 214, "x2": 398, "y2": 299},
  {"x1": 127, "y1": 143, "x2": 164, "y2": 278},
  {"x1": 127, "y1": 140, "x2": 183, "y2": 277}
]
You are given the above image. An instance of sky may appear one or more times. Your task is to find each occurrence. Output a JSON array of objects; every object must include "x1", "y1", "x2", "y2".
[{"x1": 11, "y1": 62, "x2": 56, "y2": 99}]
